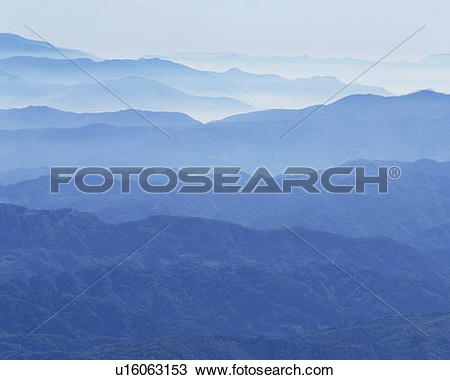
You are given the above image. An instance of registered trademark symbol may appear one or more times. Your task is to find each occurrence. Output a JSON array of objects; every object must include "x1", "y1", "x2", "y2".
[{"x1": 389, "y1": 166, "x2": 401, "y2": 179}]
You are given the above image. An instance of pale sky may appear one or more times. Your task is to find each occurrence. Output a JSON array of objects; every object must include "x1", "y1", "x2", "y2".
[{"x1": 1, "y1": 0, "x2": 448, "y2": 60}]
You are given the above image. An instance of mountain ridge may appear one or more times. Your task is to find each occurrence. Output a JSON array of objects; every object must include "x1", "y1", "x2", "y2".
[
  {"x1": 0, "y1": 32, "x2": 94, "y2": 60},
  {"x1": 0, "y1": 105, "x2": 204, "y2": 130}
]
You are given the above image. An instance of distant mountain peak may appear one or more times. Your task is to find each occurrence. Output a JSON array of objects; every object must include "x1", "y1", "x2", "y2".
[
  {"x1": 225, "y1": 67, "x2": 244, "y2": 73},
  {"x1": 406, "y1": 89, "x2": 447, "y2": 98}
]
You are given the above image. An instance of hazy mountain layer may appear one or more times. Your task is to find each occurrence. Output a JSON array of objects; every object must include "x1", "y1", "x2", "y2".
[
  {"x1": 0, "y1": 33, "x2": 93, "y2": 60},
  {"x1": 0, "y1": 91, "x2": 448, "y2": 172},
  {"x1": 0, "y1": 106, "x2": 202, "y2": 130},
  {"x1": 161, "y1": 52, "x2": 450, "y2": 94},
  {"x1": 0, "y1": 45, "x2": 390, "y2": 120}
]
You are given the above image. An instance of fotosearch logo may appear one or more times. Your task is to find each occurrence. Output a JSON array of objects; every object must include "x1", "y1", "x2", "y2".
[{"x1": 50, "y1": 166, "x2": 401, "y2": 195}]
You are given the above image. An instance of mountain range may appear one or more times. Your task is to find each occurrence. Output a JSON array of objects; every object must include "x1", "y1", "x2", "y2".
[
  {"x1": 160, "y1": 52, "x2": 450, "y2": 94},
  {"x1": 0, "y1": 90, "x2": 448, "y2": 172},
  {"x1": 0, "y1": 33, "x2": 391, "y2": 120},
  {"x1": 0, "y1": 31, "x2": 449, "y2": 361},
  {"x1": 0, "y1": 204, "x2": 448, "y2": 359}
]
